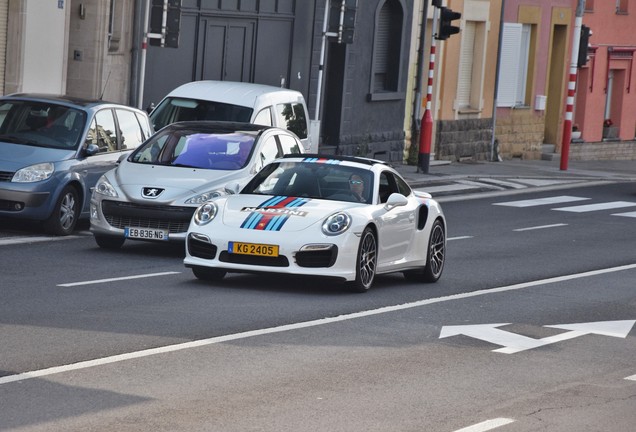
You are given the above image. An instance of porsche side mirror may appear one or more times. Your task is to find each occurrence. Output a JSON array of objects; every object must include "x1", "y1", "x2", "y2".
[{"x1": 384, "y1": 193, "x2": 408, "y2": 210}]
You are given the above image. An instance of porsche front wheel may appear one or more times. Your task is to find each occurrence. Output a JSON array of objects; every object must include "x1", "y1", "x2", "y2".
[{"x1": 347, "y1": 227, "x2": 377, "y2": 293}]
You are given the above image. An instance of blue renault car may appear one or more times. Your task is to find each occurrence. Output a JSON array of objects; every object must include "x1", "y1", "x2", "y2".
[{"x1": 0, "y1": 94, "x2": 153, "y2": 235}]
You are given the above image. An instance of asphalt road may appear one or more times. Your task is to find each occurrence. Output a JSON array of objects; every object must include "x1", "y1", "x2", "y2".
[{"x1": 1, "y1": 182, "x2": 635, "y2": 431}]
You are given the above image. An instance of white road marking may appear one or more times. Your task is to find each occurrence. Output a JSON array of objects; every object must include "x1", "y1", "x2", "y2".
[
  {"x1": 453, "y1": 418, "x2": 516, "y2": 432},
  {"x1": 0, "y1": 235, "x2": 85, "y2": 246},
  {"x1": 57, "y1": 271, "x2": 181, "y2": 287},
  {"x1": 612, "y1": 211, "x2": 636, "y2": 218},
  {"x1": 625, "y1": 374, "x2": 636, "y2": 381},
  {"x1": 418, "y1": 184, "x2": 480, "y2": 194},
  {"x1": 553, "y1": 201, "x2": 636, "y2": 213},
  {"x1": 3, "y1": 263, "x2": 636, "y2": 386},
  {"x1": 477, "y1": 178, "x2": 526, "y2": 189},
  {"x1": 449, "y1": 236, "x2": 473, "y2": 241},
  {"x1": 513, "y1": 223, "x2": 568, "y2": 232},
  {"x1": 513, "y1": 179, "x2": 581, "y2": 187},
  {"x1": 494, "y1": 195, "x2": 589, "y2": 207}
]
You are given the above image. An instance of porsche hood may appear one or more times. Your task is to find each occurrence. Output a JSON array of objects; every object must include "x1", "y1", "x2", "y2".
[{"x1": 220, "y1": 195, "x2": 362, "y2": 232}]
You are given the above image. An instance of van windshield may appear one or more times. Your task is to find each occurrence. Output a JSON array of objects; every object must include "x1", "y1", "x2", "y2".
[{"x1": 150, "y1": 97, "x2": 253, "y2": 131}]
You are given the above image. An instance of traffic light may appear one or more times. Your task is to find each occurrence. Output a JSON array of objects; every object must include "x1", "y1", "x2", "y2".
[
  {"x1": 577, "y1": 25, "x2": 592, "y2": 68},
  {"x1": 436, "y1": 7, "x2": 461, "y2": 41}
]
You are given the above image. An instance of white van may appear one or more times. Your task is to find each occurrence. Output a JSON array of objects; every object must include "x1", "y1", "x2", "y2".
[{"x1": 149, "y1": 80, "x2": 312, "y2": 151}]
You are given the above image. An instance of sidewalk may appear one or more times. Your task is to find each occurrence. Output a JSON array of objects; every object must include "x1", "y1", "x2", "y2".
[{"x1": 394, "y1": 158, "x2": 636, "y2": 197}]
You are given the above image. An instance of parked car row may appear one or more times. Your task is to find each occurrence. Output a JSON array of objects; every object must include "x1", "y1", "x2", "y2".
[{"x1": 0, "y1": 82, "x2": 446, "y2": 291}]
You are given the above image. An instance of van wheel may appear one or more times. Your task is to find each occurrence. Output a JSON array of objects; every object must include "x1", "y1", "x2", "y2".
[{"x1": 43, "y1": 186, "x2": 80, "y2": 236}]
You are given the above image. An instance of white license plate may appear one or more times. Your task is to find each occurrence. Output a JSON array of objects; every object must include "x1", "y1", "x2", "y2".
[{"x1": 124, "y1": 227, "x2": 169, "y2": 241}]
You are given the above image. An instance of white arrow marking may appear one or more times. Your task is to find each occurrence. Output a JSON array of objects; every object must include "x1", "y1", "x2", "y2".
[{"x1": 440, "y1": 320, "x2": 635, "y2": 354}]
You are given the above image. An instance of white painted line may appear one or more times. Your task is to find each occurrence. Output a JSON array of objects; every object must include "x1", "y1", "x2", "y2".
[
  {"x1": 477, "y1": 178, "x2": 526, "y2": 189},
  {"x1": 493, "y1": 195, "x2": 588, "y2": 207},
  {"x1": 57, "y1": 271, "x2": 181, "y2": 287},
  {"x1": 457, "y1": 180, "x2": 504, "y2": 190},
  {"x1": 612, "y1": 211, "x2": 636, "y2": 218},
  {"x1": 3, "y1": 263, "x2": 636, "y2": 386},
  {"x1": 449, "y1": 236, "x2": 473, "y2": 241},
  {"x1": 553, "y1": 201, "x2": 636, "y2": 213},
  {"x1": 513, "y1": 223, "x2": 568, "y2": 232},
  {"x1": 625, "y1": 374, "x2": 636, "y2": 381},
  {"x1": 417, "y1": 184, "x2": 480, "y2": 194},
  {"x1": 513, "y1": 179, "x2": 580, "y2": 187},
  {"x1": 453, "y1": 418, "x2": 515, "y2": 432},
  {"x1": 0, "y1": 235, "x2": 85, "y2": 246}
]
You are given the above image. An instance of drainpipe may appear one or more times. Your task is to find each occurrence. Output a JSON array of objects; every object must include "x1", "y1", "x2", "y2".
[{"x1": 490, "y1": 0, "x2": 505, "y2": 162}]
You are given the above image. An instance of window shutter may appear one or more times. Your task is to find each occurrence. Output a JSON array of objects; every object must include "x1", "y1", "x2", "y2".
[
  {"x1": 497, "y1": 23, "x2": 522, "y2": 107},
  {"x1": 457, "y1": 21, "x2": 476, "y2": 108}
]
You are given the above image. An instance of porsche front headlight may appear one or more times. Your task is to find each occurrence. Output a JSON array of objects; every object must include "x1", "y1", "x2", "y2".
[
  {"x1": 12, "y1": 163, "x2": 54, "y2": 183},
  {"x1": 94, "y1": 176, "x2": 118, "y2": 197},
  {"x1": 185, "y1": 190, "x2": 224, "y2": 205},
  {"x1": 322, "y1": 212, "x2": 351, "y2": 236},
  {"x1": 193, "y1": 202, "x2": 218, "y2": 225}
]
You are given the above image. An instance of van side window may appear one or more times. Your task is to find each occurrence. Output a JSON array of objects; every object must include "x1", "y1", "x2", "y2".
[
  {"x1": 275, "y1": 103, "x2": 308, "y2": 139},
  {"x1": 253, "y1": 108, "x2": 273, "y2": 126}
]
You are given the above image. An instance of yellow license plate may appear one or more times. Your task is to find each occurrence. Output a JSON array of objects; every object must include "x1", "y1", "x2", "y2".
[{"x1": 228, "y1": 241, "x2": 279, "y2": 257}]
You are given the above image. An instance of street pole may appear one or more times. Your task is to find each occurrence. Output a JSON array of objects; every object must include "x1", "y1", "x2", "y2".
[
  {"x1": 418, "y1": 5, "x2": 439, "y2": 174},
  {"x1": 137, "y1": 0, "x2": 151, "y2": 109},
  {"x1": 560, "y1": 0, "x2": 586, "y2": 171}
]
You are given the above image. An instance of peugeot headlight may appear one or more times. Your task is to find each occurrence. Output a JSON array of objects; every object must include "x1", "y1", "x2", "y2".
[
  {"x1": 185, "y1": 190, "x2": 224, "y2": 205},
  {"x1": 12, "y1": 163, "x2": 54, "y2": 183},
  {"x1": 193, "y1": 202, "x2": 218, "y2": 225},
  {"x1": 94, "y1": 176, "x2": 118, "y2": 197},
  {"x1": 322, "y1": 212, "x2": 351, "y2": 236}
]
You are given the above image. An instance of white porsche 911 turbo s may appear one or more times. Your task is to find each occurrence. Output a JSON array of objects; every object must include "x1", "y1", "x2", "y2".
[{"x1": 184, "y1": 155, "x2": 446, "y2": 292}]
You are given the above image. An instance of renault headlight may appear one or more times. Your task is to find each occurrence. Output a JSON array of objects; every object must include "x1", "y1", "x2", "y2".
[
  {"x1": 12, "y1": 163, "x2": 54, "y2": 183},
  {"x1": 185, "y1": 190, "x2": 224, "y2": 205},
  {"x1": 193, "y1": 202, "x2": 218, "y2": 226},
  {"x1": 322, "y1": 212, "x2": 351, "y2": 236},
  {"x1": 94, "y1": 176, "x2": 118, "y2": 197}
]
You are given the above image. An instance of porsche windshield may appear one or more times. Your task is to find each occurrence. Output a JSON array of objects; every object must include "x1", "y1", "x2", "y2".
[{"x1": 242, "y1": 160, "x2": 374, "y2": 203}]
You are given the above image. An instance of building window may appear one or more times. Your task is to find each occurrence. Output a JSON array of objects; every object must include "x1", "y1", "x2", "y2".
[
  {"x1": 108, "y1": 0, "x2": 124, "y2": 53},
  {"x1": 585, "y1": 0, "x2": 594, "y2": 12},
  {"x1": 496, "y1": 23, "x2": 532, "y2": 107},
  {"x1": 369, "y1": 0, "x2": 404, "y2": 99},
  {"x1": 457, "y1": 20, "x2": 486, "y2": 111},
  {"x1": 617, "y1": 0, "x2": 628, "y2": 14}
]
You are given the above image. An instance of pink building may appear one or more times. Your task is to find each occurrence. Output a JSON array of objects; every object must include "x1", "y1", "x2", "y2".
[
  {"x1": 575, "y1": 0, "x2": 636, "y2": 144},
  {"x1": 495, "y1": 0, "x2": 573, "y2": 159}
]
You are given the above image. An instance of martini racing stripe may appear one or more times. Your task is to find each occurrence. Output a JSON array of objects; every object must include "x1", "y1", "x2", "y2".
[
  {"x1": 240, "y1": 196, "x2": 310, "y2": 231},
  {"x1": 303, "y1": 157, "x2": 341, "y2": 164}
]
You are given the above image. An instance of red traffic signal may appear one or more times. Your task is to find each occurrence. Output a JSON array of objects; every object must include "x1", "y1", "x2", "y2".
[{"x1": 436, "y1": 7, "x2": 461, "y2": 41}]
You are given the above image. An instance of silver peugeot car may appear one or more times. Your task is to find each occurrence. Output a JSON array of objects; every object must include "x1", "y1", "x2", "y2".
[{"x1": 89, "y1": 121, "x2": 303, "y2": 248}]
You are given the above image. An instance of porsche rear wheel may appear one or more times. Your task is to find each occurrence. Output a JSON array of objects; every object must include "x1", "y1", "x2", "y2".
[
  {"x1": 347, "y1": 227, "x2": 377, "y2": 293},
  {"x1": 192, "y1": 267, "x2": 227, "y2": 281},
  {"x1": 404, "y1": 219, "x2": 445, "y2": 283}
]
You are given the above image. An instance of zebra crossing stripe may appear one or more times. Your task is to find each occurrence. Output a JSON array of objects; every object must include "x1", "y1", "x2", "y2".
[
  {"x1": 493, "y1": 196, "x2": 589, "y2": 207},
  {"x1": 612, "y1": 211, "x2": 636, "y2": 218},
  {"x1": 553, "y1": 201, "x2": 636, "y2": 213}
]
